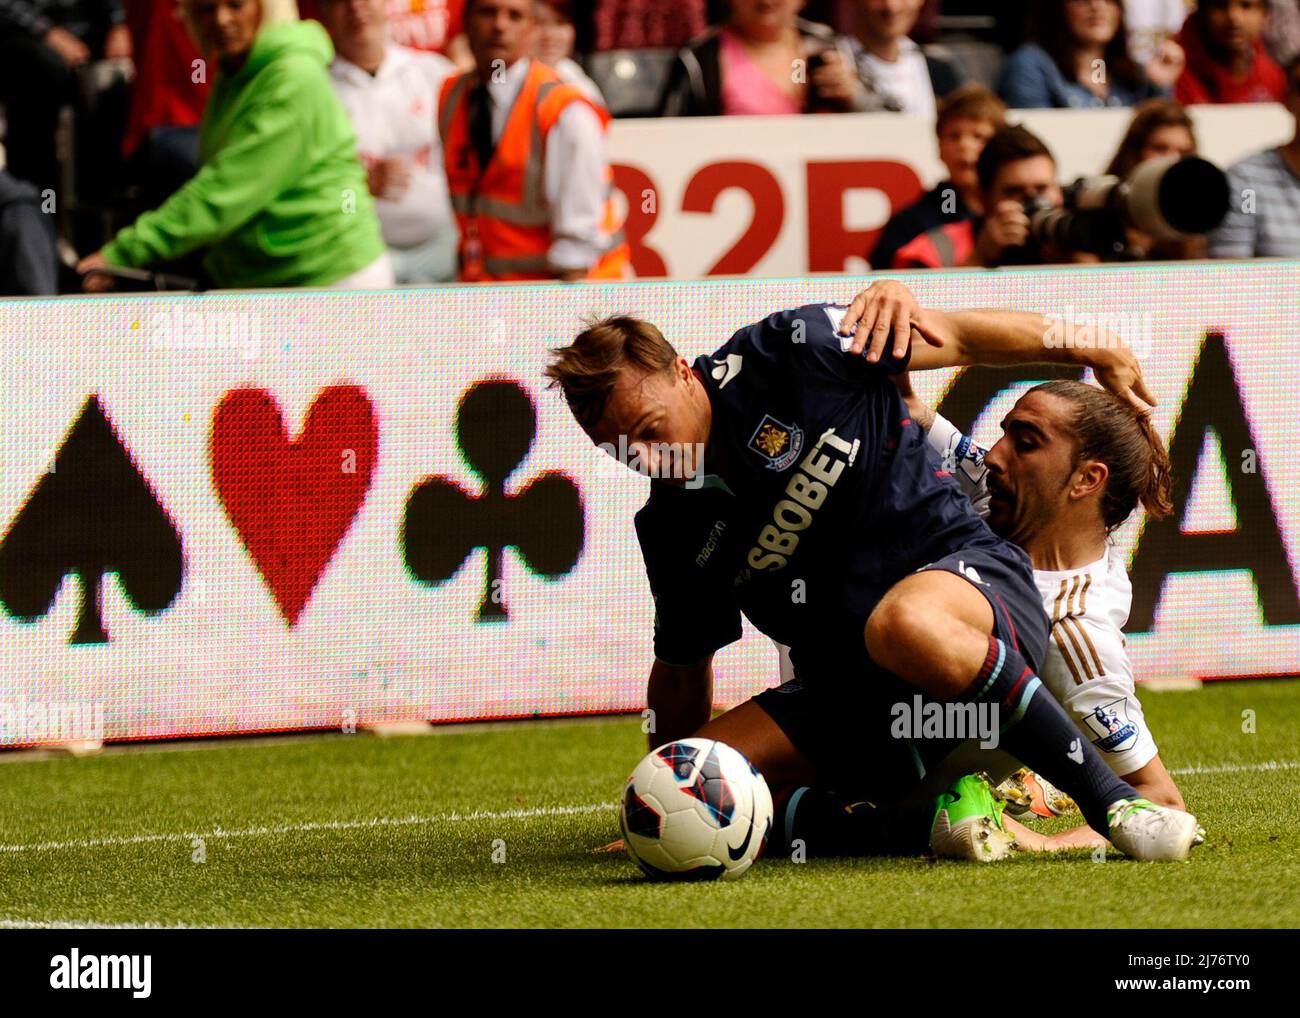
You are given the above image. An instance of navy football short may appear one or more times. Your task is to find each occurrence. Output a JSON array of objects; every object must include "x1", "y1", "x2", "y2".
[{"x1": 751, "y1": 542, "x2": 1049, "y2": 803}]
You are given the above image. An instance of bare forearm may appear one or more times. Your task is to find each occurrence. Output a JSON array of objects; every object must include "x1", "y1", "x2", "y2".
[
  {"x1": 646, "y1": 658, "x2": 713, "y2": 749},
  {"x1": 1044, "y1": 824, "x2": 1108, "y2": 851},
  {"x1": 1006, "y1": 815, "x2": 1107, "y2": 853},
  {"x1": 904, "y1": 393, "x2": 935, "y2": 431},
  {"x1": 842, "y1": 281, "x2": 1155, "y2": 412},
  {"x1": 1124, "y1": 756, "x2": 1186, "y2": 810},
  {"x1": 916, "y1": 307, "x2": 1152, "y2": 411},
  {"x1": 1013, "y1": 767, "x2": 1184, "y2": 853},
  {"x1": 942, "y1": 309, "x2": 1094, "y2": 368}
]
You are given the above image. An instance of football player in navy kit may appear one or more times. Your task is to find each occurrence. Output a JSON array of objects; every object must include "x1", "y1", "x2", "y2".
[{"x1": 545, "y1": 281, "x2": 1202, "y2": 862}]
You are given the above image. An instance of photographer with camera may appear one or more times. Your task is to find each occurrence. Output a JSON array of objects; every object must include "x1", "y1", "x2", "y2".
[
  {"x1": 892, "y1": 124, "x2": 1069, "y2": 269},
  {"x1": 894, "y1": 119, "x2": 1230, "y2": 268},
  {"x1": 967, "y1": 126, "x2": 1071, "y2": 267}
]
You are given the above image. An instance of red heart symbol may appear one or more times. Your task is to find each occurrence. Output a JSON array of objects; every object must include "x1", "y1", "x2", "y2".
[{"x1": 211, "y1": 385, "x2": 378, "y2": 625}]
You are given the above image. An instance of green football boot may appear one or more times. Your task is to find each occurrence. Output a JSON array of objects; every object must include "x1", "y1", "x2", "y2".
[{"x1": 930, "y1": 772, "x2": 1016, "y2": 862}]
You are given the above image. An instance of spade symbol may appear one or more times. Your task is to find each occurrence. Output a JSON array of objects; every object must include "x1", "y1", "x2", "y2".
[
  {"x1": 0, "y1": 395, "x2": 184, "y2": 644},
  {"x1": 403, "y1": 380, "x2": 583, "y2": 621}
]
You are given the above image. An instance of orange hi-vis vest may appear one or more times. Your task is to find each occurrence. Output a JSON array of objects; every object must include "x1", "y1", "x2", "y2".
[{"x1": 438, "y1": 61, "x2": 631, "y2": 282}]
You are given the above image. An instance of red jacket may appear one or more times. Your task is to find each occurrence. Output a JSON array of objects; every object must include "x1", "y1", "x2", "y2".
[
  {"x1": 121, "y1": 0, "x2": 210, "y2": 157},
  {"x1": 1174, "y1": 12, "x2": 1286, "y2": 105},
  {"x1": 892, "y1": 220, "x2": 975, "y2": 270}
]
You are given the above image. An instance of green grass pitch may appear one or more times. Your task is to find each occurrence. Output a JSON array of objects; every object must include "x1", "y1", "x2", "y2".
[{"x1": 1, "y1": 680, "x2": 1298, "y2": 928}]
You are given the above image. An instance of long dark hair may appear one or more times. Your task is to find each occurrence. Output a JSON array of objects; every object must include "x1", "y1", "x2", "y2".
[
  {"x1": 1030, "y1": 380, "x2": 1173, "y2": 532},
  {"x1": 1030, "y1": 0, "x2": 1143, "y2": 95},
  {"x1": 1106, "y1": 99, "x2": 1197, "y2": 178}
]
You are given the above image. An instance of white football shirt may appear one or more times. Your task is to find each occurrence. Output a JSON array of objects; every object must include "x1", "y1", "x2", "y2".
[{"x1": 926, "y1": 413, "x2": 1159, "y2": 776}]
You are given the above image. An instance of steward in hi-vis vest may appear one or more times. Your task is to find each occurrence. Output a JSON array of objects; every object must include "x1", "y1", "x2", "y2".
[{"x1": 438, "y1": 58, "x2": 631, "y2": 282}]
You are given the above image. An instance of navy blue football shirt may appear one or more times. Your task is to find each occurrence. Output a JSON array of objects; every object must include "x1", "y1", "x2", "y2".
[{"x1": 634, "y1": 303, "x2": 1016, "y2": 678}]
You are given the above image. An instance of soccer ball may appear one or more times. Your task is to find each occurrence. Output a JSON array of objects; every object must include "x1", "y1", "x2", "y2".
[{"x1": 619, "y1": 738, "x2": 773, "y2": 881}]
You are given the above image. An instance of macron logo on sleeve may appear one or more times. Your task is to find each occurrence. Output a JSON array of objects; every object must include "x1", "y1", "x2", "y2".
[
  {"x1": 710, "y1": 354, "x2": 744, "y2": 389},
  {"x1": 822, "y1": 305, "x2": 854, "y2": 350}
]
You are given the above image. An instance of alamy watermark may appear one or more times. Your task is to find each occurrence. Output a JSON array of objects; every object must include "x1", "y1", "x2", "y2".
[
  {"x1": 1043, "y1": 306, "x2": 1153, "y2": 358},
  {"x1": 0, "y1": 699, "x2": 105, "y2": 745},
  {"x1": 147, "y1": 308, "x2": 262, "y2": 361},
  {"x1": 890, "y1": 694, "x2": 1000, "y2": 749},
  {"x1": 50, "y1": 950, "x2": 150, "y2": 998},
  {"x1": 596, "y1": 435, "x2": 706, "y2": 489}
]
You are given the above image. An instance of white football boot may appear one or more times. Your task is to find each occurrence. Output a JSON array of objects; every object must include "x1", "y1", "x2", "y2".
[{"x1": 1107, "y1": 798, "x2": 1205, "y2": 861}]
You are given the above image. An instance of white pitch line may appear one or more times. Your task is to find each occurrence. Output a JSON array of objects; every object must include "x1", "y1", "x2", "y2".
[
  {"x1": 0, "y1": 801, "x2": 617, "y2": 855},
  {"x1": 1, "y1": 759, "x2": 1294, "y2": 857},
  {"x1": 1170, "y1": 760, "x2": 1300, "y2": 777}
]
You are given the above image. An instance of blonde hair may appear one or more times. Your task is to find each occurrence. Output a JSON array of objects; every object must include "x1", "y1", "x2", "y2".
[
  {"x1": 180, "y1": 0, "x2": 300, "y2": 50},
  {"x1": 544, "y1": 316, "x2": 679, "y2": 432},
  {"x1": 261, "y1": 0, "x2": 299, "y2": 25},
  {"x1": 935, "y1": 84, "x2": 1006, "y2": 137}
]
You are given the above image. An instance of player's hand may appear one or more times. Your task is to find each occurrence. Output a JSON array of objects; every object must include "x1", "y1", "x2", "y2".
[
  {"x1": 45, "y1": 26, "x2": 90, "y2": 68},
  {"x1": 1090, "y1": 346, "x2": 1158, "y2": 414},
  {"x1": 975, "y1": 199, "x2": 1030, "y2": 265},
  {"x1": 840, "y1": 279, "x2": 934, "y2": 363},
  {"x1": 77, "y1": 251, "x2": 114, "y2": 292}
]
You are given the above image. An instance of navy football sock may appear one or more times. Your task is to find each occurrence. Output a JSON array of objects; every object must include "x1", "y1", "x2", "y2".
[{"x1": 962, "y1": 636, "x2": 1136, "y2": 834}]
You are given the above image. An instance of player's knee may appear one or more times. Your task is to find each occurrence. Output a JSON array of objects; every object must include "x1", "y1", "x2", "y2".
[
  {"x1": 867, "y1": 597, "x2": 939, "y2": 672},
  {"x1": 866, "y1": 595, "x2": 975, "y2": 698},
  {"x1": 864, "y1": 595, "x2": 921, "y2": 667}
]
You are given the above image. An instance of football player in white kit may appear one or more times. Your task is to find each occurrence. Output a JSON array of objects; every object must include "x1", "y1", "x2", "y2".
[
  {"x1": 907, "y1": 376, "x2": 1184, "y2": 805},
  {"x1": 775, "y1": 370, "x2": 1191, "y2": 855}
]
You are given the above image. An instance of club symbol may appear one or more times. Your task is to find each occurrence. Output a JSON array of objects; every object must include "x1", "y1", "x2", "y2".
[{"x1": 402, "y1": 379, "x2": 583, "y2": 621}]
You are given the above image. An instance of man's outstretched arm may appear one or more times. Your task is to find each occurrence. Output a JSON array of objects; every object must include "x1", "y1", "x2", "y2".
[{"x1": 839, "y1": 280, "x2": 1157, "y2": 414}]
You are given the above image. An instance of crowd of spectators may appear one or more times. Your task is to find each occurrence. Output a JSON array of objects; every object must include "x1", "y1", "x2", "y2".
[{"x1": 0, "y1": 0, "x2": 1297, "y2": 295}]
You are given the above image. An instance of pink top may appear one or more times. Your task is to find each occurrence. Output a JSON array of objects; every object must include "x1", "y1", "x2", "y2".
[{"x1": 719, "y1": 29, "x2": 802, "y2": 116}]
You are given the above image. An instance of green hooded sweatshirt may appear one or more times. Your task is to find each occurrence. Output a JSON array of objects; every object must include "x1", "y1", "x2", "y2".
[{"x1": 103, "y1": 21, "x2": 385, "y2": 289}]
